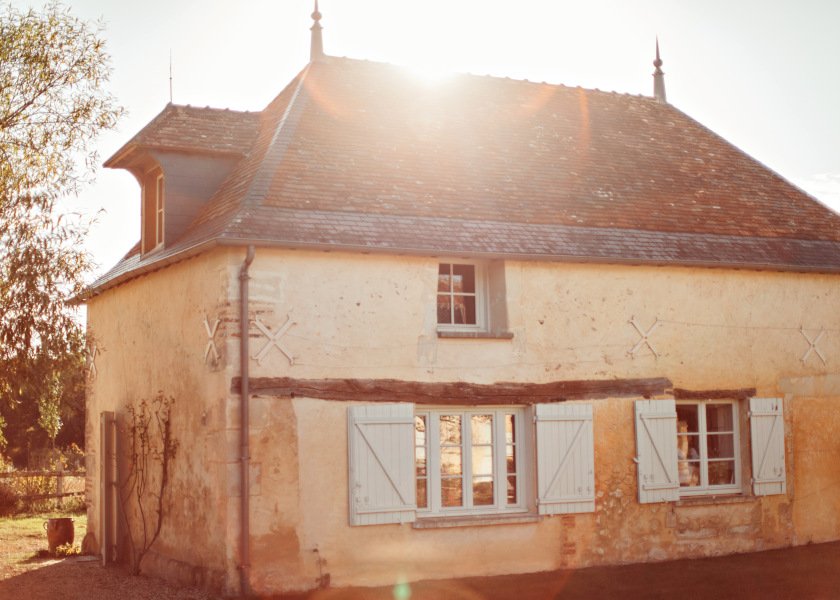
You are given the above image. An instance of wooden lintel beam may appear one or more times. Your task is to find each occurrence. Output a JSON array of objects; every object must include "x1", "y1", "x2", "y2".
[
  {"x1": 231, "y1": 376, "x2": 673, "y2": 405},
  {"x1": 672, "y1": 387, "x2": 757, "y2": 401}
]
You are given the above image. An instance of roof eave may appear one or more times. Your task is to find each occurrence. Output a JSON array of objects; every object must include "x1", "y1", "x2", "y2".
[
  {"x1": 80, "y1": 235, "x2": 840, "y2": 302},
  {"x1": 217, "y1": 237, "x2": 840, "y2": 274},
  {"x1": 78, "y1": 238, "x2": 219, "y2": 302}
]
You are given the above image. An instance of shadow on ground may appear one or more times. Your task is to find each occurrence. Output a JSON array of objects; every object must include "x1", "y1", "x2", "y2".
[
  {"x1": 0, "y1": 557, "x2": 213, "y2": 600},
  {"x1": 4, "y1": 541, "x2": 840, "y2": 599},
  {"x1": 274, "y1": 541, "x2": 840, "y2": 600}
]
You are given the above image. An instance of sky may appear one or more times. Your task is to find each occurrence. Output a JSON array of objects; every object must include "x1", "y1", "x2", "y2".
[{"x1": 19, "y1": 0, "x2": 840, "y2": 279}]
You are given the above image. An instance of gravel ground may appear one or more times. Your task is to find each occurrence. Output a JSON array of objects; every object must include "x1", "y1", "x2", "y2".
[
  {"x1": 6, "y1": 514, "x2": 840, "y2": 600},
  {"x1": 0, "y1": 513, "x2": 219, "y2": 600},
  {"x1": 0, "y1": 558, "x2": 220, "y2": 600}
]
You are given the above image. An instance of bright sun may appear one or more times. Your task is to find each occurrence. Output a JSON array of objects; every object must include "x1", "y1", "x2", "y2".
[{"x1": 404, "y1": 62, "x2": 456, "y2": 85}]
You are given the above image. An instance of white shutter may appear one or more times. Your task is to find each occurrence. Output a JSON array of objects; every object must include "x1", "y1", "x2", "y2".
[
  {"x1": 348, "y1": 404, "x2": 416, "y2": 526},
  {"x1": 634, "y1": 399, "x2": 679, "y2": 503},
  {"x1": 535, "y1": 403, "x2": 595, "y2": 515},
  {"x1": 750, "y1": 397, "x2": 786, "y2": 496}
]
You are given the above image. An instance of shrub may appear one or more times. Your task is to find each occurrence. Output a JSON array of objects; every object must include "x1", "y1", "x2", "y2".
[
  {"x1": 54, "y1": 543, "x2": 81, "y2": 557},
  {"x1": 0, "y1": 482, "x2": 17, "y2": 516},
  {"x1": 15, "y1": 473, "x2": 52, "y2": 514}
]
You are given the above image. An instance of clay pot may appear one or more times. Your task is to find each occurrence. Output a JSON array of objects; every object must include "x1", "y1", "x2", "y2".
[{"x1": 44, "y1": 517, "x2": 74, "y2": 554}]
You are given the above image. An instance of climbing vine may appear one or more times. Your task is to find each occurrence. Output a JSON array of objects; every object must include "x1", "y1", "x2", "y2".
[{"x1": 120, "y1": 392, "x2": 179, "y2": 575}]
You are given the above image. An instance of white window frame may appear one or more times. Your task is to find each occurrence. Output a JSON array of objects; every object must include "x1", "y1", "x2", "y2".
[
  {"x1": 415, "y1": 407, "x2": 527, "y2": 517},
  {"x1": 154, "y1": 174, "x2": 165, "y2": 249},
  {"x1": 435, "y1": 260, "x2": 488, "y2": 333},
  {"x1": 676, "y1": 399, "x2": 741, "y2": 497}
]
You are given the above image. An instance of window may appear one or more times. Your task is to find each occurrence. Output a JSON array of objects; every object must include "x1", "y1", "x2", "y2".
[
  {"x1": 155, "y1": 174, "x2": 165, "y2": 248},
  {"x1": 141, "y1": 169, "x2": 165, "y2": 254},
  {"x1": 414, "y1": 408, "x2": 524, "y2": 516},
  {"x1": 636, "y1": 398, "x2": 787, "y2": 504},
  {"x1": 676, "y1": 400, "x2": 740, "y2": 496},
  {"x1": 347, "y1": 402, "x2": 596, "y2": 526},
  {"x1": 437, "y1": 262, "x2": 485, "y2": 330}
]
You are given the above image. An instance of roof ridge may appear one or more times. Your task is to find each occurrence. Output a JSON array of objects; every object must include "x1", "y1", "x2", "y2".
[
  {"x1": 238, "y1": 63, "x2": 312, "y2": 209},
  {"x1": 167, "y1": 103, "x2": 257, "y2": 115},
  {"x1": 318, "y1": 54, "x2": 661, "y2": 102}
]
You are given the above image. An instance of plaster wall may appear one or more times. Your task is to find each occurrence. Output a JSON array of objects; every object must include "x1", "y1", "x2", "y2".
[
  {"x1": 232, "y1": 249, "x2": 840, "y2": 593},
  {"x1": 241, "y1": 249, "x2": 839, "y2": 394},
  {"x1": 244, "y1": 391, "x2": 840, "y2": 592},
  {"x1": 85, "y1": 249, "x2": 240, "y2": 590},
  {"x1": 87, "y1": 246, "x2": 840, "y2": 595}
]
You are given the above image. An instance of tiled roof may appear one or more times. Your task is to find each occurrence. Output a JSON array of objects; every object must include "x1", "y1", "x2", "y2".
[
  {"x1": 89, "y1": 56, "x2": 840, "y2": 294},
  {"x1": 104, "y1": 104, "x2": 260, "y2": 166}
]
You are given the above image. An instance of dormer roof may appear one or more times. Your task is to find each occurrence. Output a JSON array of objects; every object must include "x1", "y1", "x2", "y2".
[{"x1": 104, "y1": 104, "x2": 261, "y2": 169}]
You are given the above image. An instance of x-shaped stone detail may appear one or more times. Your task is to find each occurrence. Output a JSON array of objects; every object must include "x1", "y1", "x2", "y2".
[
  {"x1": 86, "y1": 344, "x2": 98, "y2": 379},
  {"x1": 203, "y1": 316, "x2": 221, "y2": 365},
  {"x1": 628, "y1": 317, "x2": 660, "y2": 359},
  {"x1": 800, "y1": 327, "x2": 827, "y2": 365},
  {"x1": 253, "y1": 315, "x2": 296, "y2": 365}
]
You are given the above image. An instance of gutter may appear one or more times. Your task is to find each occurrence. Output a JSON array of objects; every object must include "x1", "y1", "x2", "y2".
[
  {"x1": 79, "y1": 232, "x2": 840, "y2": 303},
  {"x1": 238, "y1": 245, "x2": 256, "y2": 598}
]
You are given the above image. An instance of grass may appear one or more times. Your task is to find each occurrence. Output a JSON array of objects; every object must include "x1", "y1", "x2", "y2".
[{"x1": 0, "y1": 511, "x2": 87, "y2": 579}]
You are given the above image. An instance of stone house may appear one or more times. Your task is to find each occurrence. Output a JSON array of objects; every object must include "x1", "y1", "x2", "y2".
[{"x1": 84, "y1": 8, "x2": 840, "y2": 597}]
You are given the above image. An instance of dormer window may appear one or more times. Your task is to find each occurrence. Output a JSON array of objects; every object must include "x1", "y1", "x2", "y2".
[
  {"x1": 155, "y1": 174, "x2": 164, "y2": 248},
  {"x1": 141, "y1": 168, "x2": 165, "y2": 253}
]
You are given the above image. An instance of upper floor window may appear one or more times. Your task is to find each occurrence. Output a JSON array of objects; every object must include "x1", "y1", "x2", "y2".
[{"x1": 437, "y1": 262, "x2": 485, "y2": 331}]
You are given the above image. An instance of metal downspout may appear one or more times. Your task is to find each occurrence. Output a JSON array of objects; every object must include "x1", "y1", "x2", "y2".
[{"x1": 239, "y1": 245, "x2": 255, "y2": 597}]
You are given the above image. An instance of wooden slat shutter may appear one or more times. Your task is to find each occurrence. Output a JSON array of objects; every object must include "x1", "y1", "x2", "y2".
[
  {"x1": 99, "y1": 411, "x2": 118, "y2": 564},
  {"x1": 348, "y1": 404, "x2": 416, "y2": 526},
  {"x1": 750, "y1": 397, "x2": 786, "y2": 496},
  {"x1": 535, "y1": 403, "x2": 595, "y2": 515},
  {"x1": 634, "y1": 399, "x2": 679, "y2": 503}
]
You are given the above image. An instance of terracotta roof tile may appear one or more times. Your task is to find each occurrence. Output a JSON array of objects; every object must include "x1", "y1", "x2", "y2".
[
  {"x1": 89, "y1": 56, "x2": 840, "y2": 295},
  {"x1": 104, "y1": 104, "x2": 260, "y2": 166},
  {"x1": 261, "y1": 58, "x2": 840, "y2": 242}
]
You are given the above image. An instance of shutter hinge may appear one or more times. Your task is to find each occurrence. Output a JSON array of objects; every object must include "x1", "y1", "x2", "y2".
[{"x1": 632, "y1": 456, "x2": 640, "y2": 464}]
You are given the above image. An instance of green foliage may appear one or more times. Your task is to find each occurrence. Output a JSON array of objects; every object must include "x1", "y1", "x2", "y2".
[
  {"x1": 37, "y1": 373, "x2": 63, "y2": 446},
  {"x1": 1, "y1": 346, "x2": 86, "y2": 465},
  {"x1": 15, "y1": 472, "x2": 53, "y2": 513},
  {"x1": 0, "y1": 448, "x2": 86, "y2": 515},
  {"x1": 0, "y1": 2, "x2": 121, "y2": 451},
  {"x1": 53, "y1": 542, "x2": 80, "y2": 557}
]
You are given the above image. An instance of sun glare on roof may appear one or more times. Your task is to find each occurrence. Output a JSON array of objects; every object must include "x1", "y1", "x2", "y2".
[{"x1": 405, "y1": 62, "x2": 455, "y2": 85}]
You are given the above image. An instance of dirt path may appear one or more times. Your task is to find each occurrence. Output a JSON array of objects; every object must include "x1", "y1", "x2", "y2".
[{"x1": 0, "y1": 558, "x2": 219, "y2": 599}]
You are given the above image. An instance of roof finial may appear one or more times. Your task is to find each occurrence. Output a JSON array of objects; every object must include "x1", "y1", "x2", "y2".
[
  {"x1": 652, "y1": 37, "x2": 667, "y2": 103},
  {"x1": 310, "y1": 0, "x2": 324, "y2": 62}
]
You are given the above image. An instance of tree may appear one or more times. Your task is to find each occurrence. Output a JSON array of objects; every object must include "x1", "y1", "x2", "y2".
[{"x1": 0, "y1": 2, "x2": 122, "y2": 450}]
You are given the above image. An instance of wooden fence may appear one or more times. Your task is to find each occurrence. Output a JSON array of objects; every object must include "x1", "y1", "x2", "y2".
[{"x1": 0, "y1": 470, "x2": 85, "y2": 504}]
